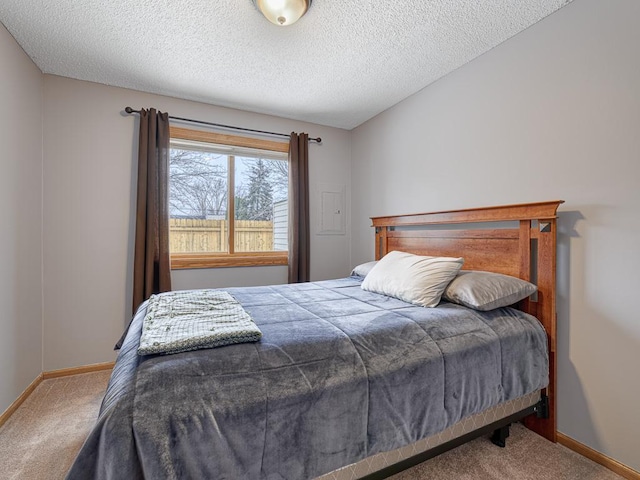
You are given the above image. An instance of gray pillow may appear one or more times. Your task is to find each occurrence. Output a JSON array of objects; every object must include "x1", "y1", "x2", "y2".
[
  {"x1": 350, "y1": 260, "x2": 378, "y2": 277},
  {"x1": 442, "y1": 271, "x2": 537, "y2": 311}
]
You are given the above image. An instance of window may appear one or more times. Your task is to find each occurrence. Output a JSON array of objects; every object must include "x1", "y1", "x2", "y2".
[{"x1": 169, "y1": 127, "x2": 289, "y2": 269}]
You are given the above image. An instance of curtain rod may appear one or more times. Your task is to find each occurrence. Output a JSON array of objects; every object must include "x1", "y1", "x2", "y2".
[{"x1": 124, "y1": 107, "x2": 321, "y2": 143}]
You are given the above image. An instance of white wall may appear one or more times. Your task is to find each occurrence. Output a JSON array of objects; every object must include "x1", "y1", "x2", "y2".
[
  {"x1": 351, "y1": 0, "x2": 639, "y2": 471},
  {"x1": 0, "y1": 24, "x2": 43, "y2": 414},
  {"x1": 42, "y1": 76, "x2": 351, "y2": 370}
]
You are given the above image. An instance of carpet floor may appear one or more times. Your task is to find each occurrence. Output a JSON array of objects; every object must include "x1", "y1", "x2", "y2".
[{"x1": 0, "y1": 371, "x2": 623, "y2": 480}]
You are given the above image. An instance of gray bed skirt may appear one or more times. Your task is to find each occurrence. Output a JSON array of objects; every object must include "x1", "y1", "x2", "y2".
[{"x1": 317, "y1": 390, "x2": 541, "y2": 479}]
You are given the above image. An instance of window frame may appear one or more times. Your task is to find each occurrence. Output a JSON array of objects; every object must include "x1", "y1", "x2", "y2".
[{"x1": 169, "y1": 126, "x2": 289, "y2": 270}]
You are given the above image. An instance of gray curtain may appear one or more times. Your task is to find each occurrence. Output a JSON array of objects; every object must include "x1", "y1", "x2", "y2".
[
  {"x1": 288, "y1": 132, "x2": 310, "y2": 283},
  {"x1": 132, "y1": 108, "x2": 172, "y2": 313}
]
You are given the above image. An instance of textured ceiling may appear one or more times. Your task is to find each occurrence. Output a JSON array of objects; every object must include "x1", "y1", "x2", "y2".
[{"x1": 0, "y1": 0, "x2": 572, "y2": 129}]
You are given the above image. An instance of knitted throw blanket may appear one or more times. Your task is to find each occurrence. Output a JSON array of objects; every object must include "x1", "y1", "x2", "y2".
[{"x1": 138, "y1": 290, "x2": 262, "y2": 355}]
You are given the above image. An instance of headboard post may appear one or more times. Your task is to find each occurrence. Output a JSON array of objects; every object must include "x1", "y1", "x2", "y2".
[
  {"x1": 523, "y1": 216, "x2": 558, "y2": 441},
  {"x1": 375, "y1": 227, "x2": 389, "y2": 260},
  {"x1": 370, "y1": 200, "x2": 564, "y2": 443}
]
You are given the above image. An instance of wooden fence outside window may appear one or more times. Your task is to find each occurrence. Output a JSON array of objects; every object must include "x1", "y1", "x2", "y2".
[{"x1": 169, "y1": 218, "x2": 284, "y2": 253}]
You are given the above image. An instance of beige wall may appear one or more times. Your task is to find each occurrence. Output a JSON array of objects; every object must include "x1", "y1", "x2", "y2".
[
  {"x1": 0, "y1": 24, "x2": 43, "y2": 414},
  {"x1": 42, "y1": 76, "x2": 352, "y2": 370},
  {"x1": 351, "y1": 0, "x2": 639, "y2": 470}
]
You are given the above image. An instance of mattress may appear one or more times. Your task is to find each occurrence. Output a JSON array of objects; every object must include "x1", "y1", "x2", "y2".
[{"x1": 67, "y1": 276, "x2": 548, "y2": 480}]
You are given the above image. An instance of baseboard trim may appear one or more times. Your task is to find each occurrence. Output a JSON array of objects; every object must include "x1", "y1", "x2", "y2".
[
  {"x1": 558, "y1": 432, "x2": 640, "y2": 480},
  {"x1": 0, "y1": 373, "x2": 44, "y2": 429},
  {"x1": 42, "y1": 362, "x2": 115, "y2": 380},
  {"x1": 0, "y1": 362, "x2": 115, "y2": 428}
]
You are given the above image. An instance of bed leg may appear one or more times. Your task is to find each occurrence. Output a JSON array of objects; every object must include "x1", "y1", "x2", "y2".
[
  {"x1": 534, "y1": 394, "x2": 550, "y2": 419},
  {"x1": 491, "y1": 424, "x2": 510, "y2": 448}
]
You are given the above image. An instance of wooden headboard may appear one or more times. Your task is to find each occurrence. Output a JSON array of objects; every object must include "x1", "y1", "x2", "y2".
[{"x1": 371, "y1": 200, "x2": 564, "y2": 442}]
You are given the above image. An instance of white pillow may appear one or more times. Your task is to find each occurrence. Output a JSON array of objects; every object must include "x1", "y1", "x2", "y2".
[
  {"x1": 350, "y1": 261, "x2": 378, "y2": 277},
  {"x1": 361, "y1": 250, "x2": 464, "y2": 307}
]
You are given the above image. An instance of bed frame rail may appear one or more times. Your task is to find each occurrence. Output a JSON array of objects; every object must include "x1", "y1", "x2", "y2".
[{"x1": 371, "y1": 200, "x2": 564, "y2": 442}]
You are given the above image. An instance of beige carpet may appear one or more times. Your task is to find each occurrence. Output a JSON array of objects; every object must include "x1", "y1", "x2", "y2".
[
  {"x1": 389, "y1": 423, "x2": 622, "y2": 480},
  {"x1": 0, "y1": 371, "x2": 111, "y2": 480},
  {"x1": 0, "y1": 371, "x2": 623, "y2": 480}
]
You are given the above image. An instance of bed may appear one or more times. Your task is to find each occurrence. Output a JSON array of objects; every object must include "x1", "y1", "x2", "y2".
[{"x1": 67, "y1": 200, "x2": 562, "y2": 480}]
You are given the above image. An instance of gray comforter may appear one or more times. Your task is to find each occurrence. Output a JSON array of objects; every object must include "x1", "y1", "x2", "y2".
[{"x1": 66, "y1": 276, "x2": 548, "y2": 480}]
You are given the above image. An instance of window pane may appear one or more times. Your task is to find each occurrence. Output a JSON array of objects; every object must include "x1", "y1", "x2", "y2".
[
  {"x1": 169, "y1": 149, "x2": 229, "y2": 253},
  {"x1": 234, "y1": 156, "x2": 288, "y2": 253}
]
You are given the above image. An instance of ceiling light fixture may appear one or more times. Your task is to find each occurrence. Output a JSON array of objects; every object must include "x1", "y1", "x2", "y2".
[{"x1": 253, "y1": 0, "x2": 312, "y2": 26}]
